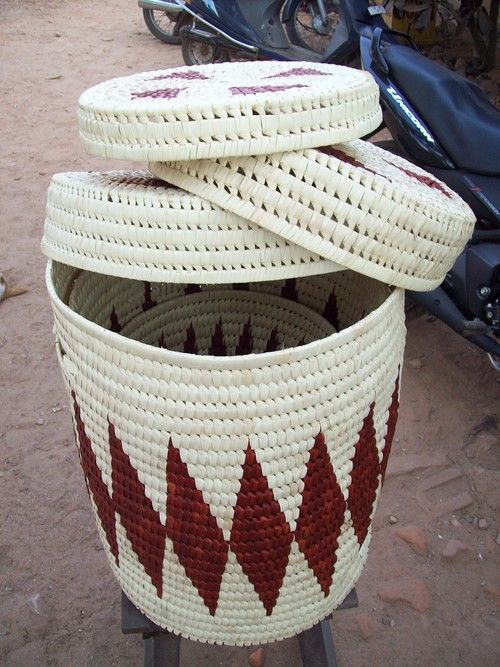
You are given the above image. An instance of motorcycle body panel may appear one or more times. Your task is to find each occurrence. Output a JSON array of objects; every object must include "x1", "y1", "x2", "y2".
[{"x1": 177, "y1": 0, "x2": 290, "y2": 48}]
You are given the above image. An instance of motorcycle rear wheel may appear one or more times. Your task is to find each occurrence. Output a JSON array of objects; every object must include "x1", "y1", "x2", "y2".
[
  {"x1": 143, "y1": 8, "x2": 181, "y2": 45},
  {"x1": 181, "y1": 36, "x2": 224, "y2": 65},
  {"x1": 285, "y1": 0, "x2": 339, "y2": 54}
]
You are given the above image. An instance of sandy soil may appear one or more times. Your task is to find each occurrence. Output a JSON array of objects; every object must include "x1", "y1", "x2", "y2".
[{"x1": 0, "y1": 1, "x2": 499, "y2": 665}]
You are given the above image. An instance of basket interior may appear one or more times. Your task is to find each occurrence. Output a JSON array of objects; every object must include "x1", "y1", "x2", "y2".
[{"x1": 51, "y1": 262, "x2": 392, "y2": 355}]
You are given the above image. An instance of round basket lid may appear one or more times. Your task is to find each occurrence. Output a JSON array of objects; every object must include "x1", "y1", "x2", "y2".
[
  {"x1": 78, "y1": 61, "x2": 381, "y2": 161},
  {"x1": 42, "y1": 171, "x2": 341, "y2": 283},
  {"x1": 150, "y1": 140, "x2": 475, "y2": 291}
]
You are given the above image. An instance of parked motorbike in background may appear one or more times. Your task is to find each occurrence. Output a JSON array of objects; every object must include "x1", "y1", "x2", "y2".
[
  {"x1": 138, "y1": 0, "x2": 184, "y2": 44},
  {"x1": 147, "y1": 0, "x2": 500, "y2": 365}
]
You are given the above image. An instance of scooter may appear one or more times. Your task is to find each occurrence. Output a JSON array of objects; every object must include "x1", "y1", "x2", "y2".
[
  {"x1": 138, "y1": 0, "x2": 184, "y2": 45},
  {"x1": 170, "y1": 0, "x2": 500, "y2": 364},
  {"x1": 360, "y1": 25, "x2": 499, "y2": 365},
  {"x1": 171, "y1": 0, "x2": 364, "y2": 65}
]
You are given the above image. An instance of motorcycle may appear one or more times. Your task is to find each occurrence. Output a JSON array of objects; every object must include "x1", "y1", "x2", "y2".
[
  {"x1": 138, "y1": 0, "x2": 184, "y2": 45},
  {"x1": 164, "y1": 0, "x2": 500, "y2": 365}
]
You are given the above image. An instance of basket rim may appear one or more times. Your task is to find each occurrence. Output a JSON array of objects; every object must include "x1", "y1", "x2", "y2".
[{"x1": 47, "y1": 261, "x2": 403, "y2": 371}]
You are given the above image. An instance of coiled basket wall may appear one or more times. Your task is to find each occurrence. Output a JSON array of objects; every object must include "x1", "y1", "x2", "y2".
[{"x1": 47, "y1": 260, "x2": 405, "y2": 646}]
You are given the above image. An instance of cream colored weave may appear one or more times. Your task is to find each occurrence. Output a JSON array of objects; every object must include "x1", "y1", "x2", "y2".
[
  {"x1": 42, "y1": 171, "x2": 340, "y2": 282},
  {"x1": 150, "y1": 139, "x2": 475, "y2": 291},
  {"x1": 48, "y1": 260, "x2": 405, "y2": 646},
  {"x1": 78, "y1": 61, "x2": 382, "y2": 161}
]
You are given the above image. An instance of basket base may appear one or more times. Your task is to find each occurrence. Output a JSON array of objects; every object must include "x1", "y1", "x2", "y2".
[{"x1": 121, "y1": 589, "x2": 358, "y2": 666}]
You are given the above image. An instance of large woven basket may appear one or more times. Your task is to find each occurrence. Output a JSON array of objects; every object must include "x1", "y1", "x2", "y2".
[{"x1": 48, "y1": 260, "x2": 405, "y2": 646}]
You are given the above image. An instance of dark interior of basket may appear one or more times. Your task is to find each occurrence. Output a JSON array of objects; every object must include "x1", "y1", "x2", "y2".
[{"x1": 52, "y1": 262, "x2": 393, "y2": 355}]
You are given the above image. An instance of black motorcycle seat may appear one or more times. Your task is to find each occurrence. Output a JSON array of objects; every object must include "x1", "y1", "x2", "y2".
[{"x1": 383, "y1": 44, "x2": 500, "y2": 176}]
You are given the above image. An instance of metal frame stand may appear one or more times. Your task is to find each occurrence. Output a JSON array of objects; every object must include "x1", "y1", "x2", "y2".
[{"x1": 121, "y1": 589, "x2": 358, "y2": 667}]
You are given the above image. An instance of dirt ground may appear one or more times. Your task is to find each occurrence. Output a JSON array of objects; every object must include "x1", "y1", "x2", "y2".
[{"x1": 0, "y1": 1, "x2": 499, "y2": 665}]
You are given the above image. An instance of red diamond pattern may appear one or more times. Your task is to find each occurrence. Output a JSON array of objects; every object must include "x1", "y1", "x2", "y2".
[
  {"x1": 347, "y1": 403, "x2": 380, "y2": 547},
  {"x1": 71, "y1": 380, "x2": 401, "y2": 613},
  {"x1": 109, "y1": 421, "x2": 167, "y2": 597},
  {"x1": 296, "y1": 432, "x2": 346, "y2": 596},
  {"x1": 380, "y1": 375, "x2": 400, "y2": 485},
  {"x1": 230, "y1": 444, "x2": 293, "y2": 615},
  {"x1": 166, "y1": 441, "x2": 228, "y2": 615},
  {"x1": 72, "y1": 393, "x2": 118, "y2": 564}
]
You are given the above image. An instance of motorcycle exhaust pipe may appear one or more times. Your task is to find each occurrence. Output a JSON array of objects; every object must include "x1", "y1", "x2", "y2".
[{"x1": 137, "y1": 0, "x2": 182, "y2": 12}]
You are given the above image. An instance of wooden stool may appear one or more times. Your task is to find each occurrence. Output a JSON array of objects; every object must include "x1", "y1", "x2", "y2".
[{"x1": 121, "y1": 589, "x2": 358, "y2": 667}]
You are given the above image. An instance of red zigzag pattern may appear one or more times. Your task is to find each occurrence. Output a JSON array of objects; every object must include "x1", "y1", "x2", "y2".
[{"x1": 71, "y1": 372, "x2": 400, "y2": 614}]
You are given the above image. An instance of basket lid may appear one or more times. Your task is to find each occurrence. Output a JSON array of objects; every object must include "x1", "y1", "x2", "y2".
[
  {"x1": 78, "y1": 61, "x2": 381, "y2": 161},
  {"x1": 41, "y1": 170, "x2": 341, "y2": 283},
  {"x1": 150, "y1": 139, "x2": 475, "y2": 291}
]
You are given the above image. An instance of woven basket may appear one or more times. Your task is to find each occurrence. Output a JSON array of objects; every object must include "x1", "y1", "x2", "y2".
[
  {"x1": 150, "y1": 139, "x2": 475, "y2": 291},
  {"x1": 42, "y1": 171, "x2": 340, "y2": 283},
  {"x1": 77, "y1": 61, "x2": 382, "y2": 161},
  {"x1": 48, "y1": 260, "x2": 405, "y2": 646}
]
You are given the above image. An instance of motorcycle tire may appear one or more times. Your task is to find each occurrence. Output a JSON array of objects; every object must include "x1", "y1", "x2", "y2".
[
  {"x1": 143, "y1": 8, "x2": 181, "y2": 45},
  {"x1": 181, "y1": 36, "x2": 225, "y2": 65},
  {"x1": 285, "y1": 0, "x2": 339, "y2": 54}
]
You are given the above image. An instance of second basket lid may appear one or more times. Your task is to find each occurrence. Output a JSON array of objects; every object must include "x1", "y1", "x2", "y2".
[
  {"x1": 41, "y1": 170, "x2": 341, "y2": 283},
  {"x1": 150, "y1": 140, "x2": 475, "y2": 291}
]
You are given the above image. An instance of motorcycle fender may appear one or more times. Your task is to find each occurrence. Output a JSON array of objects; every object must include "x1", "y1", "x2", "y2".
[
  {"x1": 138, "y1": 0, "x2": 182, "y2": 13},
  {"x1": 282, "y1": 0, "x2": 299, "y2": 23}
]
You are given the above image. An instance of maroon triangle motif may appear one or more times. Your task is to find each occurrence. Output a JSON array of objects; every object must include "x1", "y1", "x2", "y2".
[
  {"x1": 230, "y1": 444, "x2": 293, "y2": 615},
  {"x1": 209, "y1": 318, "x2": 226, "y2": 356},
  {"x1": 183, "y1": 323, "x2": 198, "y2": 354},
  {"x1": 295, "y1": 432, "x2": 346, "y2": 596},
  {"x1": 380, "y1": 375, "x2": 400, "y2": 485},
  {"x1": 166, "y1": 441, "x2": 228, "y2": 616},
  {"x1": 281, "y1": 278, "x2": 298, "y2": 302},
  {"x1": 235, "y1": 318, "x2": 253, "y2": 355},
  {"x1": 109, "y1": 306, "x2": 121, "y2": 333},
  {"x1": 72, "y1": 393, "x2": 118, "y2": 564},
  {"x1": 158, "y1": 332, "x2": 167, "y2": 349},
  {"x1": 185, "y1": 284, "x2": 201, "y2": 295},
  {"x1": 108, "y1": 421, "x2": 167, "y2": 597},
  {"x1": 319, "y1": 147, "x2": 378, "y2": 176},
  {"x1": 323, "y1": 287, "x2": 340, "y2": 330},
  {"x1": 142, "y1": 282, "x2": 157, "y2": 312},
  {"x1": 347, "y1": 403, "x2": 380, "y2": 547},
  {"x1": 265, "y1": 327, "x2": 280, "y2": 352}
]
